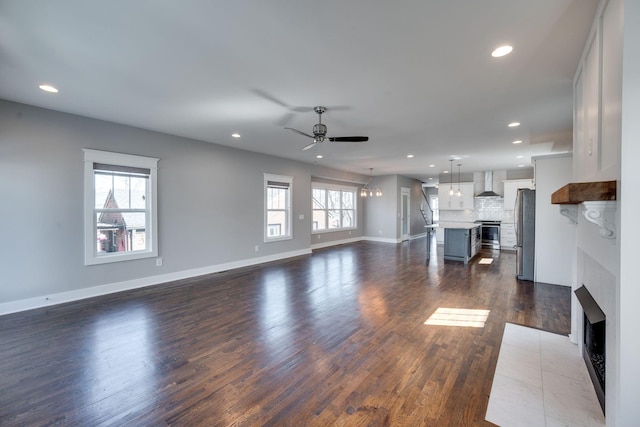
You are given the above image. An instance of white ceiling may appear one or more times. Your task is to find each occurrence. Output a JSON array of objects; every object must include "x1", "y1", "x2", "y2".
[{"x1": 0, "y1": 0, "x2": 598, "y2": 182}]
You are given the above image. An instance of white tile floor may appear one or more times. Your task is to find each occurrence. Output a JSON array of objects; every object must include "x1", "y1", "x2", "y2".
[{"x1": 486, "y1": 323, "x2": 605, "y2": 427}]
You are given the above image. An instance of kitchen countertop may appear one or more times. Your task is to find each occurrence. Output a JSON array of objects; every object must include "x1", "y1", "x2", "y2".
[{"x1": 425, "y1": 222, "x2": 480, "y2": 230}]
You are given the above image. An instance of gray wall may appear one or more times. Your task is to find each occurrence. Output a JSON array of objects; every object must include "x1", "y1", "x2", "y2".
[
  {"x1": 0, "y1": 100, "x2": 369, "y2": 304},
  {"x1": 397, "y1": 175, "x2": 427, "y2": 237},
  {"x1": 362, "y1": 175, "x2": 426, "y2": 241},
  {"x1": 363, "y1": 175, "x2": 397, "y2": 239}
]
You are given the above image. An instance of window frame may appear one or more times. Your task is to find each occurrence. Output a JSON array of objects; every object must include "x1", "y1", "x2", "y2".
[
  {"x1": 312, "y1": 182, "x2": 358, "y2": 233},
  {"x1": 83, "y1": 149, "x2": 159, "y2": 265},
  {"x1": 264, "y1": 173, "x2": 292, "y2": 243}
]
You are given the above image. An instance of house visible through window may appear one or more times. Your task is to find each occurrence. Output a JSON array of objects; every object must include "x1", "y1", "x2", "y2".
[
  {"x1": 312, "y1": 182, "x2": 357, "y2": 232},
  {"x1": 264, "y1": 173, "x2": 292, "y2": 241},
  {"x1": 84, "y1": 149, "x2": 158, "y2": 265}
]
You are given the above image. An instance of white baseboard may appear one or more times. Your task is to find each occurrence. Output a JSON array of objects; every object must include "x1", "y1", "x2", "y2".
[
  {"x1": 410, "y1": 232, "x2": 427, "y2": 240},
  {"x1": 311, "y1": 236, "x2": 363, "y2": 250},
  {"x1": 361, "y1": 236, "x2": 402, "y2": 244},
  {"x1": 0, "y1": 249, "x2": 311, "y2": 316}
]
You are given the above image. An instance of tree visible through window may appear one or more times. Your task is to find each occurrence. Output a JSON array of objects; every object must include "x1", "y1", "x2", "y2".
[{"x1": 312, "y1": 183, "x2": 356, "y2": 231}]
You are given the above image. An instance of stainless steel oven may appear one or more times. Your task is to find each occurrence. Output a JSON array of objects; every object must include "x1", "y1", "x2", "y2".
[{"x1": 475, "y1": 220, "x2": 501, "y2": 249}]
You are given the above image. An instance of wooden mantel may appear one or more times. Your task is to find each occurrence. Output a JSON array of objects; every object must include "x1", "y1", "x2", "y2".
[{"x1": 551, "y1": 180, "x2": 617, "y2": 204}]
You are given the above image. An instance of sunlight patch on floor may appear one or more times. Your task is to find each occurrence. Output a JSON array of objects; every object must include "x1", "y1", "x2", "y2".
[
  {"x1": 424, "y1": 307, "x2": 490, "y2": 328},
  {"x1": 478, "y1": 258, "x2": 494, "y2": 265}
]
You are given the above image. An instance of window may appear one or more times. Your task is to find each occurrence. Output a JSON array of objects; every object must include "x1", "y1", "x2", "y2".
[
  {"x1": 84, "y1": 149, "x2": 158, "y2": 265},
  {"x1": 264, "y1": 173, "x2": 292, "y2": 242},
  {"x1": 430, "y1": 194, "x2": 439, "y2": 222},
  {"x1": 312, "y1": 182, "x2": 357, "y2": 232}
]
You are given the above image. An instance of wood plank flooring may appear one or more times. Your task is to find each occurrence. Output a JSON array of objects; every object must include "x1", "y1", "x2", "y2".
[{"x1": 0, "y1": 239, "x2": 571, "y2": 426}]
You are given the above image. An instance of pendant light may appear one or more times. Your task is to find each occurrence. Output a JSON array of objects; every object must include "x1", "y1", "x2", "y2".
[
  {"x1": 456, "y1": 163, "x2": 463, "y2": 197},
  {"x1": 448, "y1": 160, "x2": 454, "y2": 196}
]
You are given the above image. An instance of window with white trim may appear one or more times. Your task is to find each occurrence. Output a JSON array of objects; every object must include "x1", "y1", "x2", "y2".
[
  {"x1": 312, "y1": 182, "x2": 357, "y2": 232},
  {"x1": 84, "y1": 149, "x2": 158, "y2": 265},
  {"x1": 264, "y1": 173, "x2": 292, "y2": 242}
]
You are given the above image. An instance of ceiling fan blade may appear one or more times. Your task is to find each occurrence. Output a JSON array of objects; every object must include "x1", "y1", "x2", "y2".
[
  {"x1": 328, "y1": 136, "x2": 369, "y2": 142},
  {"x1": 251, "y1": 88, "x2": 289, "y2": 108},
  {"x1": 324, "y1": 105, "x2": 351, "y2": 112},
  {"x1": 301, "y1": 142, "x2": 317, "y2": 151},
  {"x1": 289, "y1": 106, "x2": 315, "y2": 113},
  {"x1": 285, "y1": 128, "x2": 314, "y2": 138},
  {"x1": 276, "y1": 112, "x2": 295, "y2": 127}
]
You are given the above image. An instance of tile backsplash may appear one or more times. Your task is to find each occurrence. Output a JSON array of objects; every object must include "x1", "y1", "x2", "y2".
[{"x1": 440, "y1": 197, "x2": 515, "y2": 223}]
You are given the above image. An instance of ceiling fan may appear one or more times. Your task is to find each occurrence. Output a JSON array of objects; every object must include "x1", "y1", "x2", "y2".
[{"x1": 285, "y1": 106, "x2": 369, "y2": 151}]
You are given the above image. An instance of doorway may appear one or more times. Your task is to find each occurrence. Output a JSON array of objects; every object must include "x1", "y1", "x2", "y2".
[{"x1": 401, "y1": 187, "x2": 410, "y2": 241}]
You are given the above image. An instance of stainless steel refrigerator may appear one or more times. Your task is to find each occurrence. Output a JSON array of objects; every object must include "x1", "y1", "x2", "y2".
[{"x1": 515, "y1": 188, "x2": 535, "y2": 281}]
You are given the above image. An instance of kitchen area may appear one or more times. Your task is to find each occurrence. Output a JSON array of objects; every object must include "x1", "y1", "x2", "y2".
[{"x1": 426, "y1": 169, "x2": 536, "y2": 277}]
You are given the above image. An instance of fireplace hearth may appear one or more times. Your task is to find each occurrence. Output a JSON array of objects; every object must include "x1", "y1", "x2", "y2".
[{"x1": 575, "y1": 285, "x2": 606, "y2": 412}]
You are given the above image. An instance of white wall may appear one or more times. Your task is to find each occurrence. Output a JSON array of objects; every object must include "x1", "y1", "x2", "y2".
[
  {"x1": 533, "y1": 154, "x2": 574, "y2": 286},
  {"x1": 571, "y1": 0, "x2": 640, "y2": 424},
  {"x1": 618, "y1": 0, "x2": 640, "y2": 423}
]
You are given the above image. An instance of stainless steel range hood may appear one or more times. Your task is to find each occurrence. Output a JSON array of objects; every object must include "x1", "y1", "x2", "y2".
[{"x1": 475, "y1": 171, "x2": 501, "y2": 198}]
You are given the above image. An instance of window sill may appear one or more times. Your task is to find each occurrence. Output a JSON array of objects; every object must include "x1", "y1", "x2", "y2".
[
  {"x1": 264, "y1": 236, "x2": 292, "y2": 243},
  {"x1": 85, "y1": 249, "x2": 157, "y2": 266}
]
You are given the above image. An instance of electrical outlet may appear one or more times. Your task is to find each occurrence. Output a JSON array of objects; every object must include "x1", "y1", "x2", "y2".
[
  {"x1": 156, "y1": 258, "x2": 163, "y2": 267},
  {"x1": 255, "y1": 245, "x2": 259, "y2": 252}
]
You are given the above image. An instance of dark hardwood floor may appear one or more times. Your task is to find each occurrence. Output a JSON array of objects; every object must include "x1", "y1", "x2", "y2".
[{"x1": 0, "y1": 238, "x2": 570, "y2": 426}]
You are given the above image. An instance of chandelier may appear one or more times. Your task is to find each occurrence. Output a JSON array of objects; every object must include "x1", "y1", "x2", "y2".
[{"x1": 360, "y1": 168, "x2": 383, "y2": 197}]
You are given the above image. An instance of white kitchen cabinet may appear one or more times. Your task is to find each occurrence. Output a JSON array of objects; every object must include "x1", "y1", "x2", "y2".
[
  {"x1": 500, "y1": 222, "x2": 516, "y2": 251},
  {"x1": 503, "y1": 179, "x2": 534, "y2": 211},
  {"x1": 435, "y1": 227, "x2": 444, "y2": 244},
  {"x1": 437, "y1": 182, "x2": 475, "y2": 211}
]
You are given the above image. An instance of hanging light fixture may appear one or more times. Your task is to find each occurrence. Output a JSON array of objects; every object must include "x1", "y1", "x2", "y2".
[
  {"x1": 448, "y1": 160, "x2": 454, "y2": 196},
  {"x1": 361, "y1": 168, "x2": 382, "y2": 197},
  {"x1": 456, "y1": 163, "x2": 463, "y2": 196}
]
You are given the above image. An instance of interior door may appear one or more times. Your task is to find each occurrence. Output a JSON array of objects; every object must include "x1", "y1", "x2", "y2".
[{"x1": 401, "y1": 187, "x2": 410, "y2": 241}]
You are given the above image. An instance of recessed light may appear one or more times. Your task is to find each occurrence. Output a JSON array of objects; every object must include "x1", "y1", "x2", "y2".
[
  {"x1": 443, "y1": 170, "x2": 449, "y2": 174},
  {"x1": 316, "y1": 154, "x2": 323, "y2": 159},
  {"x1": 428, "y1": 164, "x2": 435, "y2": 168},
  {"x1": 492, "y1": 45, "x2": 513, "y2": 58},
  {"x1": 231, "y1": 133, "x2": 241, "y2": 138},
  {"x1": 518, "y1": 164, "x2": 525, "y2": 167},
  {"x1": 508, "y1": 122, "x2": 520, "y2": 128},
  {"x1": 39, "y1": 84, "x2": 58, "y2": 93},
  {"x1": 512, "y1": 140, "x2": 523, "y2": 144},
  {"x1": 516, "y1": 155, "x2": 523, "y2": 159},
  {"x1": 407, "y1": 154, "x2": 414, "y2": 158}
]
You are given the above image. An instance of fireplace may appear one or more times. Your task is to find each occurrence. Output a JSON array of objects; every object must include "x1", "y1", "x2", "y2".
[{"x1": 575, "y1": 285, "x2": 605, "y2": 412}]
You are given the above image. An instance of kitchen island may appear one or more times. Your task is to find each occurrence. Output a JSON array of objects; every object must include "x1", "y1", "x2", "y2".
[{"x1": 429, "y1": 222, "x2": 481, "y2": 264}]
